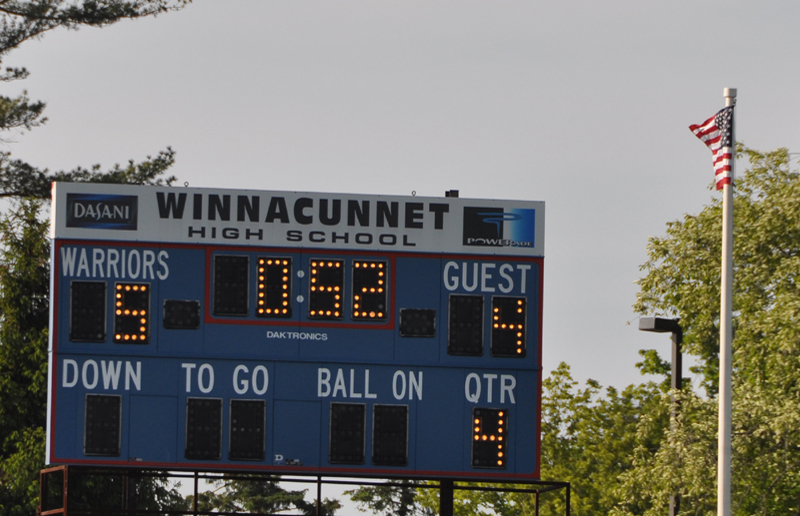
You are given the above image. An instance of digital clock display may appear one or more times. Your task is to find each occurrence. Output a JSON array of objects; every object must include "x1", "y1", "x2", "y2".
[
  {"x1": 256, "y1": 258, "x2": 292, "y2": 318},
  {"x1": 352, "y1": 260, "x2": 388, "y2": 320},
  {"x1": 113, "y1": 283, "x2": 150, "y2": 344},
  {"x1": 491, "y1": 297, "x2": 526, "y2": 357},
  {"x1": 70, "y1": 281, "x2": 106, "y2": 342},
  {"x1": 472, "y1": 408, "x2": 507, "y2": 469},
  {"x1": 308, "y1": 259, "x2": 344, "y2": 320},
  {"x1": 48, "y1": 183, "x2": 545, "y2": 481}
]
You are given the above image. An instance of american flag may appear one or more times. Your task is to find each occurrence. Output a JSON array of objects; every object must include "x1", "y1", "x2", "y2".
[{"x1": 689, "y1": 106, "x2": 734, "y2": 190}]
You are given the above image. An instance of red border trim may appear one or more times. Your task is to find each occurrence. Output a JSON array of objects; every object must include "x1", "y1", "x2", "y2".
[{"x1": 202, "y1": 246, "x2": 399, "y2": 330}]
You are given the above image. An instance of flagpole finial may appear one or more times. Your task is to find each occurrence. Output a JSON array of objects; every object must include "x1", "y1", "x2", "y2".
[{"x1": 724, "y1": 88, "x2": 737, "y2": 106}]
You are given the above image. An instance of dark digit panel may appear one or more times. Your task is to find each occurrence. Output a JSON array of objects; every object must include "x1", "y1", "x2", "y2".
[
  {"x1": 352, "y1": 260, "x2": 388, "y2": 320},
  {"x1": 448, "y1": 295, "x2": 484, "y2": 356},
  {"x1": 163, "y1": 300, "x2": 200, "y2": 329},
  {"x1": 84, "y1": 394, "x2": 121, "y2": 456},
  {"x1": 471, "y1": 408, "x2": 508, "y2": 469},
  {"x1": 399, "y1": 308, "x2": 436, "y2": 337},
  {"x1": 256, "y1": 257, "x2": 292, "y2": 318},
  {"x1": 229, "y1": 399, "x2": 266, "y2": 461},
  {"x1": 372, "y1": 404, "x2": 408, "y2": 466},
  {"x1": 329, "y1": 403, "x2": 365, "y2": 464},
  {"x1": 309, "y1": 260, "x2": 344, "y2": 320},
  {"x1": 213, "y1": 255, "x2": 249, "y2": 316},
  {"x1": 185, "y1": 398, "x2": 222, "y2": 460},
  {"x1": 113, "y1": 283, "x2": 150, "y2": 344},
  {"x1": 491, "y1": 297, "x2": 526, "y2": 357},
  {"x1": 70, "y1": 281, "x2": 106, "y2": 342}
]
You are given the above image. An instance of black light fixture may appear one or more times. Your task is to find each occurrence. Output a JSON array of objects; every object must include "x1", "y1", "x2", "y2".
[
  {"x1": 638, "y1": 316, "x2": 682, "y2": 516},
  {"x1": 638, "y1": 316, "x2": 682, "y2": 391}
]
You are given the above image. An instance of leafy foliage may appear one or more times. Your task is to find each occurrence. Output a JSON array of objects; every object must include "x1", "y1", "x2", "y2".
[
  {"x1": 0, "y1": 199, "x2": 49, "y2": 516},
  {"x1": 0, "y1": 0, "x2": 189, "y2": 198},
  {"x1": 346, "y1": 480, "x2": 434, "y2": 516},
  {"x1": 0, "y1": 147, "x2": 177, "y2": 198},
  {"x1": 619, "y1": 147, "x2": 800, "y2": 515},
  {"x1": 64, "y1": 469, "x2": 189, "y2": 514},
  {"x1": 191, "y1": 476, "x2": 340, "y2": 515},
  {"x1": 0, "y1": 2, "x2": 189, "y2": 514},
  {"x1": 0, "y1": 1, "x2": 189, "y2": 58},
  {"x1": 539, "y1": 363, "x2": 665, "y2": 515}
]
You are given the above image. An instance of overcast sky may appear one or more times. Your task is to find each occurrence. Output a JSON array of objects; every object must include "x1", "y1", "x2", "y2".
[{"x1": 7, "y1": 1, "x2": 800, "y2": 390}]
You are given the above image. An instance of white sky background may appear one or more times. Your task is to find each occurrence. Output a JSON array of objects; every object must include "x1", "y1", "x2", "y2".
[{"x1": 7, "y1": 1, "x2": 800, "y2": 392}]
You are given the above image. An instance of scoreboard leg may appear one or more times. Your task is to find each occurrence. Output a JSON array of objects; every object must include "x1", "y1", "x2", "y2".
[
  {"x1": 316, "y1": 476, "x2": 322, "y2": 516},
  {"x1": 439, "y1": 479, "x2": 454, "y2": 516}
]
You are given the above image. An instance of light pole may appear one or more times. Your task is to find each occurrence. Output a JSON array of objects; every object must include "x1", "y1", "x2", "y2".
[{"x1": 639, "y1": 316, "x2": 682, "y2": 516}]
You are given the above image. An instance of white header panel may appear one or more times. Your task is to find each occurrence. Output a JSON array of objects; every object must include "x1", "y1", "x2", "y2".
[{"x1": 51, "y1": 183, "x2": 545, "y2": 256}]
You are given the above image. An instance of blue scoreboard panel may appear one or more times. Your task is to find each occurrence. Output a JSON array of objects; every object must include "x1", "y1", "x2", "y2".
[{"x1": 47, "y1": 183, "x2": 545, "y2": 481}]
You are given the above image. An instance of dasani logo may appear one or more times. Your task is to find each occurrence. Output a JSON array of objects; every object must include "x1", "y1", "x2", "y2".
[{"x1": 66, "y1": 194, "x2": 138, "y2": 231}]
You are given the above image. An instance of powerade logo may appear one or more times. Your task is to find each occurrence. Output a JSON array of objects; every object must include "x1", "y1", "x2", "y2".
[
  {"x1": 66, "y1": 194, "x2": 138, "y2": 231},
  {"x1": 463, "y1": 207, "x2": 535, "y2": 248}
]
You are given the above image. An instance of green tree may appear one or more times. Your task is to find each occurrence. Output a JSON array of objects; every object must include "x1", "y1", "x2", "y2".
[
  {"x1": 0, "y1": 2, "x2": 190, "y2": 514},
  {"x1": 537, "y1": 363, "x2": 665, "y2": 516},
  {"x1": 346, "y1": 479, "x2": 434, "y2": 516},
  {"x1": 614, "y1": 147, "x2": 800, "y2": 515},
  {"x1": 62, "y1": 469, "x2": 190, "y2": 514},
  {"x1": 0, "y1": 201, "x2": 192, "y2": 516},
  {"x1": 0, "y1": 200, "x2": 51, "y2": 515},
  {"x1": 192, "y1": 476, "x2": 341, "y2": 515},
  {"x1": 0, "y1": 0, "x2": 190, "y2": 200}
]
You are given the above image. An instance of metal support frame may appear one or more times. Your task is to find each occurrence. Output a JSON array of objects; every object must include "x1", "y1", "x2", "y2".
[
  {"x1": 39, "y1": 465, "x2": 69, "y2": 516},
  {"x1": 39, "y1": 466, "x2": 571, "y2": 516},
  {"x1": 437, "y1": 479, "x2": 570, "y2": 516}
]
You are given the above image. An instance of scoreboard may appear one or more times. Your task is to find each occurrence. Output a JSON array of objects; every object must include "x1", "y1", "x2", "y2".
[{"x1": 47, "y1": 183, "x2": 545, "y2": 481}]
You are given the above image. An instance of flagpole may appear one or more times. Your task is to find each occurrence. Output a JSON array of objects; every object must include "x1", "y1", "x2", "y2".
[{"x1": 718, "y1": 87, "x2": 736, "y2": 516}]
